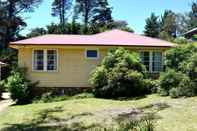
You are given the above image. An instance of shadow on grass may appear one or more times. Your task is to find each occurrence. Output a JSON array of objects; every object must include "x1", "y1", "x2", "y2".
[
  {"x1": 115, "y1": 102, "x2": 170, "y2": 123},
  {"x1": 109, "y1": 95, "x2": 147, "y2": 101},
  {"x1": 1, "y1": 106, "x2": 100, "y2": 131},
  {"x1": 1, "y1": 102, "x2": 170, "y2": 131},
  {"x1": 139, "y1": 102, "x2": 170, "y2": 111}
]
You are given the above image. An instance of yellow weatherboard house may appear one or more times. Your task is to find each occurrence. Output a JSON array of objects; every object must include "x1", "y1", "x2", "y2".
[{"x1": 10, "y1": 29, "x2": 174, "y2": 89}]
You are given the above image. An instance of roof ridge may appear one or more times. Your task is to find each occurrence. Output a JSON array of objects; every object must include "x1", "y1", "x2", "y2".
[{"x1": 44, "y1": 34, "x2": 94, "y2": 36}]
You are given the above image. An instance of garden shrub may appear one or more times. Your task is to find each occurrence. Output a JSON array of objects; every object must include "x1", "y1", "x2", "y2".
[
  {"x1": 89, "y1": 48, "x2": 147, "y2": 98},
  {"x1": 162, "y1": 44, "x2": 197, "y2": 98},
  {"x1": 143, "y1": 79, "x2": 160, "y2": 94},
  {"x1": 159, "y1": 69, "x2": 196, "y2": 98},
  {"x1": 165, "y1": 43, "x2": 197, "y2": 71},
  {"x1": 159, "y1": 70, "x2": 184, "y2": 96},
  {"x1": 173, "y1": 37, "x2": 188, "y2": 45},
  {"x1": 3, "y1": 68, "x2": 36, "y2": 104},
  {"x1": 180, "y1": 53, "x2": 197, "y2": 87},
  {"x1": 169, "y1": 88, "x2": 179, "y2": 98},
  {"x1": 169, "y1": 80, "x2": 195, "y2": 98},
  {"x1": 175, "y1": 77, "x2": 196, "y2": 97}
]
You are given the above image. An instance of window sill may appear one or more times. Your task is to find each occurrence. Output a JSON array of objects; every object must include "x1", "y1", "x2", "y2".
[
  {"x1": 86, "y1": 57, "x2": 99, "y2": 60},
  {"x1": 32, "y1": 70, "x2": 58, "y2": 73}
]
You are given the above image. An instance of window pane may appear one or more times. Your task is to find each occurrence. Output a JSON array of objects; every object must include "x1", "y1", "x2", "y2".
[
  {"x1": 86, "y1": 50, "x2": 98, "y2": 58},
  {"x1": 152, "y1": 52, "x2": 162, "y2": 72},
  {"x1": 47, "y1": 50, "x2": 57, "y2": 71},
  {"x1": 33, "y1": 50, "x2": 44, "y2": 71},
  {"x1": 140, "y1": 52, "x2": 150, "y2": 71}
]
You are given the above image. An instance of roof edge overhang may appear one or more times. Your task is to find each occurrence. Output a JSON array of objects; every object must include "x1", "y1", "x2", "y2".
[{"x1": 9, "y1": 43, "x2": 174, "y2": 49}]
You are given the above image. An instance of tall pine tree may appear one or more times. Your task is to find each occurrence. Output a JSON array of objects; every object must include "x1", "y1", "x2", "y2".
[
  {"x1": 52, "y1": 0, "x2": 72, "y2": 25},
  {"x1": 75, "y1": 0, "x2": 97, "y2": 33},
  {"x1": 91, "y1": 0, "x2": 113, "y2": 25},
  {"x1": 160, "y1": 10, "x2": 177, "y2": 37},
  {"x1": 75, "y1": 0, "x2": 112, "y2": 34},
  {"x1": 144, "y1": 13, "x2": 160, "y2": 38}
]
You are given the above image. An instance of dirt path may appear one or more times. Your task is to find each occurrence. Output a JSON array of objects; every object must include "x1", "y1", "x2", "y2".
[{"x1": 0, "y1": 100, "x2": 13, "y2": 113}]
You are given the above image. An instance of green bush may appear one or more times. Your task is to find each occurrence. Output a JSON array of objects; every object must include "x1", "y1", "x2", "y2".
[
  {"x1": 173, "y1": 37, "x2": 188, "y2": 45},
  {"x1": 165, "y1": 44, "x2": 197, "y2": 71},
  {"x1": 176, "y1": 77, "x2": 196, "y2": 97},
  {"x1": 180, "y1": 53, "x2": 197, "y2": 87},
  {"x1": 169, "y1": 88, "x2": 179, "y2": 98},
  {"x1": 159, "y1": 43, "x2": 197, "y2": 98},
  {"x1": 3, "y1": 68, "x2": 36, "y2": 104},
  {"x1": 159, "y1": 69, "x2": 196, "y2": 98},
  {"x1": 143, "y1": 79, "x2": 160, "y2": 93},
  {"x1": 159, "y1": 70, "x2": 184, "y2": 96},
  {"x1": 90, "y1": 48, "x2": 147, "y2": 98}
]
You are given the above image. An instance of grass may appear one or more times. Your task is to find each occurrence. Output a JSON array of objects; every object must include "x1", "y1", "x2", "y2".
[{"x1": 0, "y1": 94, "x2": 197, "y2": 130}]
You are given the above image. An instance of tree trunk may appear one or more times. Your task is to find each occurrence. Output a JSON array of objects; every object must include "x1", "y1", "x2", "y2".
[
  {"x1": 83, "y1": 0, "x2": 89, "y2": 34},
  {"x1": 5, "y1": 0, "x2": 15, "y2": 48},
  {"x1": 62, "y1": 0, "x2": 65, "y2": 25}
]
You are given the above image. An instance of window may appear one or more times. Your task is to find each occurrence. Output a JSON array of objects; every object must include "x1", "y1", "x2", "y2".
[
  {"x1": 33, "y1": 49, "x2": 57, "y2": 71},
  {"x1": 33, "y1": 50, "x2": 44, "y2": 71},
  {"x1": 152, "y1": 52, "x2": 162, "y2": 72},
  {"x1": 47, "y1": 50, "x2": 57, "y2": 71},
  {"x1": 86, "y1": 49, "x2": 98, "y2": 59},
  {"x1": 140, "y1": 52, "x2": 150, "y2": 71},
  {"x1": 140, "y1": 51, "x2": 163, "y2": 72}
]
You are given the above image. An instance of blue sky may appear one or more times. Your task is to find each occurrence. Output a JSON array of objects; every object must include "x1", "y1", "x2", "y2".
[{"x1": 22, "y1": 0, "x2": 193, "y2": 34}]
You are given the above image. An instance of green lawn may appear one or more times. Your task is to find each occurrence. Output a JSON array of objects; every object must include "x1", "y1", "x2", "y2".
[{"x1": 1, "y1": 94, "x2": 197, "y2": 131}]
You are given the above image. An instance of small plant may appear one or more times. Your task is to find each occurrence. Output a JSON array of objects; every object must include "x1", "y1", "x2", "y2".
[
  {"x1": 72, "y1": 93, "x2": 94, "y2": 99},
  {"x1": 169, "y1": 88, "x2": 179, "y2": 98},
  {"x1": 33, "y1": 92, "x2": 70, "y2": 103},
  {"x1": 3, "y1": 68, "x2": 36, "y2": 104},
  {"x1": 34, "y1": 92, "x2": 94, "y2": 103},
  {"x1": 37, "y1": 92, "x2": 54, "y2": 103},
  {"x1": 115, "y1": 114, "x2": 155, "y2": 131}
]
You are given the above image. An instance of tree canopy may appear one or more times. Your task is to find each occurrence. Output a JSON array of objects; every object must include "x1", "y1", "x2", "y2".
[
  {"x1": 144, "y1": 13, "x2": 160, "y2": 38},
  {"x1": 51, "y1": 0, "x2": 72, "y2": 25},
  {"x1": 0, "y1": 0, "x2": 42, "y2": 48},
  {"x1": 75, "y1": 0, "x2": 113, "y2": 34}
]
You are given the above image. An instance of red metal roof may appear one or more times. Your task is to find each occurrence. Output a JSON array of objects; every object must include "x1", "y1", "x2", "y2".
[{"x1": 10, "y1": 29, "x2": 174, "y2": 47}]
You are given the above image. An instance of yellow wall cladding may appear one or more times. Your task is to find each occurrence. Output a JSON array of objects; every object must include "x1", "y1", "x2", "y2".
[{"x1": 17, "y1": 46, "x2": 167, "y2": 88}]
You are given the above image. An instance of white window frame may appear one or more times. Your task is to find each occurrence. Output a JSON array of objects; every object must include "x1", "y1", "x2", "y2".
[
  {"x1": 139, "y1": 51, "x2": 163, "y2": 73},
  {"x1": 32, "y1": 49, "x2": 58, "y2": 72},
  {"x1": 85, "y1": 48, "x2": 99, "y2": 60}
]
